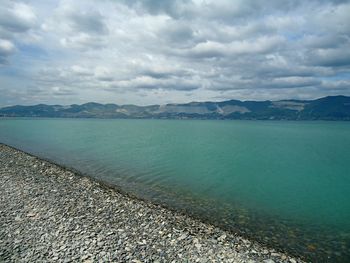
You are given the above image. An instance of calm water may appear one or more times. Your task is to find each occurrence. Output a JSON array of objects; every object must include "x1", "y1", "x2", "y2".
[{"x1": 1, "y1": 118, "x2": 350, "y2": 261}]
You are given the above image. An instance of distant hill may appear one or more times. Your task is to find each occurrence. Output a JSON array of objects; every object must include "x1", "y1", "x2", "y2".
[{"x1": 1, "y1": 96, "x2": 350, "y2": 120}]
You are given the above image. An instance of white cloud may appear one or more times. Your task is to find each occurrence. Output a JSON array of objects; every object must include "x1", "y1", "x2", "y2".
[
  {"x1": 0, "y1": 2, "x2": 37, "y2": 34},
  {"x1": 0, "y1": 39, "x2": 15, "y2": 55},
  {"x1": 71, "y1": 65, "x2": 94, "y2": 76},
  {"x1": 0, "y1": 1, "x2": 37, "y2": 64},
  {"x1": 189, "y1": 36, "x2": 285, "y2": 58},
  {"x1": 0, "y1": 0, "x2": 349, "y2": 106},
  {"x1": 0, "y1": 39, "x2": 15, "y2": 64}
]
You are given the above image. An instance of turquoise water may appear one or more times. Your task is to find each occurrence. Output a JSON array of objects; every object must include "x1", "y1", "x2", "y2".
[{"x1": 1, "y1": 118, "x2": 350, "y2": 261}]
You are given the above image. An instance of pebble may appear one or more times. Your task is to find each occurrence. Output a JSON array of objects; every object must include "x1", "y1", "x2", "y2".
[
  {"x1": 178, "y1": 234, "x2": 187, "y2": 241},
  {"x1": 0, "y1": 144, "x2": 304, "y2": 263}
]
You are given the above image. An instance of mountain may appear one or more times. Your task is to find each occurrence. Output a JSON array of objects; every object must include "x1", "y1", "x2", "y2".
[{"x1": 1, "y1": 96, "x2": 350, "y2": 120}]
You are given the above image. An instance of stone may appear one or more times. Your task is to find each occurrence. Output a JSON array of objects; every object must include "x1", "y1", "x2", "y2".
[
  {"x1": 177, "y1": 234, "x2": 187, "y2": 241},
  {"x1": 0, "y1": 144, "x2": 303, "y2": 263}
]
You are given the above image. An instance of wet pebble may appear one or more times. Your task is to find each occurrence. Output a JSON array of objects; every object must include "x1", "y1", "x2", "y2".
[{"x1": 0, "y1": 144, "x2": 304, "y2": 263}]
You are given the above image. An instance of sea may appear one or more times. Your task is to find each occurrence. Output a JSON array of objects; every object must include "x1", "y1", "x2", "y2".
[{"x1": 1, "y1": 118, "x2": 349, "y2": 262}]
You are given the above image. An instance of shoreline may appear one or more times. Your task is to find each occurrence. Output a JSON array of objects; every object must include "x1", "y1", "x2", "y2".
[{"x1": 0, "y1": 143, "x2": 303, "y2": 262}]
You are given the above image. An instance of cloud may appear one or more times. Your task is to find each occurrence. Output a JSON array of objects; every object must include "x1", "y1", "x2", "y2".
[
  {"x1": 0, "y1": 0, "x2": 349, "y2": 106},
  {"x1": 41, "y1": 1, "x2": 109, "y2": 51},
  {"x1": 142, "y1": 68, "x2": 191, "y2": 79},
  {"x1": 109, "y1": 76, "x2": 199, "y2": 91},
  {"x1": 94, "y1": 66, "x2": 114, "y2": 81},
  {"x1": 60, "y1": 33, "x2": 107, "y2": 50},
  {"x1": 70, "y1": 65, "x2": 94, "y2": 76},
  {"x1": 0, "y1": 2, "x2": 36, "y2": 34},
  {"x1": 188, "y1": 36, "x2": 285, "y2": 58},
  {"x1": 0, "y1": 39, "x2": 15, "y2": 64},
  {"x1": 67, "y1": 11, "x2": 108, "y2": 35},
  {"x1": 0, "y1": 1, "x2": 37, "y2": 64},
  {"x1": 120, "y1": 0, "x2": 191, "y2": 18},
  {"x1": 307, "y1": 49, "x2": 350, "y2": 68}
]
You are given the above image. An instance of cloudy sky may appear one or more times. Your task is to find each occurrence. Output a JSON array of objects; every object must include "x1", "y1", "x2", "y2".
[{"x1": 0, "y1": 0, "x2": 350, "y2": 106}]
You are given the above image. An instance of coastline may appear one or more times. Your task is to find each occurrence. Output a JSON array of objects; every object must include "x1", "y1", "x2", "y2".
[{"x1": 0, "y1": 143, "x2": 303, "y2": 262}]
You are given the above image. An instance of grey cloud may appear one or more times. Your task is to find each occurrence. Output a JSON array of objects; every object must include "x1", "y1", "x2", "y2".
[
  {"x1": 206, "y1": 74, "x2": 323, "y2": 91},
  {"x1": 135, "y1": 82, "x2": 199, "y2": 91},
  {"x1": 121, "y1": 0, "x2": 347, "y2": 22},
  {"x1": 322, "y1": 80, "x2": 350, "y2": 92},
  {"x1": 0, "y1": 2, "x2": 36, "y2": 34},
  {"x1": 34, "y1": 67, "x2": 92, "y2": 87},
  {"x1": 157, "y1": 20, "x2": 195, "y2": 47},
  {"x1": 254, "y1": 66, "x2": 330, "y2": 79},
  {"x1": 265, "y1": 77, "x2": 322, "y2": 89},
  {"x1": 97, "y1": 76, "x2": 114, "y2": 82},
  {"x1": 0, "y1": 14, "x2": 31, "y2": 34},
  {"x1": 303, "y1": 35, "x2": 349, "y2": 49},
  {"x1": 1, "y1": 0, "x2": 350, "y2": 106},
  {"x1": 308, "y1": 49, "x2": 350, "y2": 68},
  {"x1": 109, "y1": 76, "x2": 199, "y2": 91},
  {"x1": 120, "y1": 0, "x2": 191, "y2": 18},
  {"x1": 142, "y1": 71, "x2": 174, "y2": 79},
  {"x1": 68, "y1": 11, "x2": 108, "y2": 35},
  {"x1": 27, "y1": 86, "x2": 76, "y2": 96},
  {"x1": 0, "y1": 87, "x2": 26, "y2": 106},
  {"x1": 0, "y1": 2, "x2": 36, "y2": 64},
  {"x1": 0, "y1": 57, "x2": 7, "y2": 65},
  {"x1": 0, "y1": 39, "x2": 15, "y2": 64},
  {"x1": 141, "y1": 69, "x2": 192, "y2": 79},
  {"x1": 50, "y1": 3, "x2": 109, "y2": 51},
  {"x1": 51, "y1": 87, "x2": 77, "y2": 96}
]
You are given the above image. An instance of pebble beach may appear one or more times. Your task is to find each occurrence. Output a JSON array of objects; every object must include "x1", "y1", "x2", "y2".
[{"x1": 0, "y1": 143, "x2": 303, "y2": 263}]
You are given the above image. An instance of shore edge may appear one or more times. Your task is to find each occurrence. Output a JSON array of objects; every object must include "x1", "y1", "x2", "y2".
[{"x1": 0, "y1": 143, "x2": 303, "y2": 262}]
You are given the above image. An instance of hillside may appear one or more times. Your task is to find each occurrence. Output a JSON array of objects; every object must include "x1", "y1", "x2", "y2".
[{"x1": 1, "y1": 96, "x2": 350, "y2": 120}]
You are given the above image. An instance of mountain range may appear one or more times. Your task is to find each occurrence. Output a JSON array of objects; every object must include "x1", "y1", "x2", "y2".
[{"x1": 1, "y1": 95, "x2": 350, "y2": 120}]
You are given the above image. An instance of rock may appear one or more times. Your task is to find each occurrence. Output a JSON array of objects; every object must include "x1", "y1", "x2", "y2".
[
  {"x1": 0, "y1": 144, "x2": 304, "y2": 263},
  {"x1": 26, "y1": 212, "x2": 36, "y2": 217},
  {"x1": 177, "y1": 234, "x2": 187, "y2": 241}
]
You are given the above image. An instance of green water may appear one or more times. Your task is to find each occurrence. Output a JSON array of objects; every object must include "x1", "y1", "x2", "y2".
[{"x1": 1, "y1": 118, "x2": 350, "y2": 261}]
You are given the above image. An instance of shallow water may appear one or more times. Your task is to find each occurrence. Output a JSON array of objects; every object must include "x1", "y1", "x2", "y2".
[{"x1": 1, "y1": 118, "x2": 349, "y2": 261}]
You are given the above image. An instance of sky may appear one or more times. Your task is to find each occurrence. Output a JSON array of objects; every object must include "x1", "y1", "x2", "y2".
[{"x1": 0, "y1": 0, "x2": 350, "y2": 106}]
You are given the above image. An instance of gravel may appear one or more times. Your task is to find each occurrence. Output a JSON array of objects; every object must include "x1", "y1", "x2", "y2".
[{"x1": 0, "y1": 144, "x2": 304, "y2": 262}]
